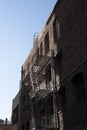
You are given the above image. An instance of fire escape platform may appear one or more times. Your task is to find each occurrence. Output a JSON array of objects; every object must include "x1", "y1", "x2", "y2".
[
  {"x1": 33, "y1": 55, "x2": 50, "y2": 66},
  {"x1": 23, "y1": 72, "x2": 31, "y2": 84},
  {"x1": 28, "y1": 85, "x2": 53, "y2": 100},
  {"x1": 35, "y1": 81, "x2": 53, "y2": 99},
  {"x1": 32, "y1": 55, "x2": 51, "y2": 74},
  {"x1": 35, "y1": 88, "x2": 52, "y2": 99}
]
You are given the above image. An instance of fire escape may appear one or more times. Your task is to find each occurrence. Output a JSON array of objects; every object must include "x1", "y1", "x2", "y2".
[{"x1": 28, "y1": 48, "x2": 58, "y2": 130}]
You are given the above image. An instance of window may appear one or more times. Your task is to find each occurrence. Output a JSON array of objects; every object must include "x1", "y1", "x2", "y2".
[
  {"x1": 46, "y1": 64, "x2": 51, "y2": 83},
  {"x1": 59, "y1": 86, "x2": 66, "y2": 108},
  {"x1": 55, "y1": 50, "x2": 62, "y2": 74},
  {"x1": 49, "y1": 96, "x2": 53, "y2": 114},
  {"x1": 41, "y1": 117, "x2": 47, "y2": 126},
  {"x1": 22, "y1": 124, "x2": 25, "y2": 130},
  {"x1": 12, "y1": 106, "x2": 18, "y2": 124},
  {"x1": 53, "y1": 18, "x2": 60, "y2": 43},
  {"x1": 22, "y1": 95, "x2": 25, "y2": 104},
  {"x1": 44, "y1": 32, "x2": 49, "y2": 55},
  {"x1": 72, "y1": 73, "x2": 86, "y2": 100},
  {"x1": 26, "y1": 121, "x2": 29, "y2": 130}
]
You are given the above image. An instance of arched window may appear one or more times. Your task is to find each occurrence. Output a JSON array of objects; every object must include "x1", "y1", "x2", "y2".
[
  {"x1": 44, "y1": 32, "x2": 49, "y2": 55},
  {"x1": 72, "y1": 73, "x2": 86, "y2": 100},
  {"x1": 55, "y1": 50, "x2": 62, "y2": 74},
  {"x1": 53, "y1": 17, "x2": 60, "y2": 43}
]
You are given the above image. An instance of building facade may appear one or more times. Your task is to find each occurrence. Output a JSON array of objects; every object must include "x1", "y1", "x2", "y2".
[
  {"x1": 12, "y1": 92, "x2": 20, "y2": 130},
  {"x1": 15, "y1": 0, "x2": 87, "y2": 130}
]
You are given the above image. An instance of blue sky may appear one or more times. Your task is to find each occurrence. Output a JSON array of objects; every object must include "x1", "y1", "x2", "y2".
[{"x1": 0, "y1": 0, "x2": 57, "y2": 120}]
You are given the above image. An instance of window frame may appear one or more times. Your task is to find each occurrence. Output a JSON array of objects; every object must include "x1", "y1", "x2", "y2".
[
  {"x1": 72, "y1": 73, "x2": 86, "y2": 100},
  {"x1": 44, "y1": 32, "x2": 49, "y2": 55},
  {"x1": 53, "y1": 17, "x2": 60, "y2": 43}
]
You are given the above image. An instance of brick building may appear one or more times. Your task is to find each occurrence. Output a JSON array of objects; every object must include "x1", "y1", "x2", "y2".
[
  {"x1": 0, "y1": 124, "x2": 11, "y2": 130},
  {"x1": 0, "y1": 119, "x2": 11, "y2": 130},
  {"x1": 13, "y1": 0, "x2": 87, "y2": 130}
]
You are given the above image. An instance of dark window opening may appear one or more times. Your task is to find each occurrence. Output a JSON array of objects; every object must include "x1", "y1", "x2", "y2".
[
  {"x1": 55, "y1": 51, "x2": 62, "y2": 74},
  {"x1": 59, "y1": 86, "x2": 66, "y2": 108},
  {"x1": 40, "y1": 103, "x2": 45, "y2": 116},
  {"x1": 49, "y1": 96, "x2": 53, "y2": 114},
  {"x1": 46, "y1": 64, "x2": 51, "y2": 83},
  {"x1": 26, "y1": 121, "x2": 29, "y2": 130},
  {"x1": 72, "y1": 73, "x2": 86, "y2": 100},
  {"x1": 22, "y1": 95, "x2": 25, "y2": 103},
  {"x1": 53, "y1": 18, "x2": 60, "y2": 43},
  {"x1": 22, "y1": 124, "x2": 25, "y2": 130},
  {"x1": 44, "y1": 32, "x2": 49, "y2": 55}
]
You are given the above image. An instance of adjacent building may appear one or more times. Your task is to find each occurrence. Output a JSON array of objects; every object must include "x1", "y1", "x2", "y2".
[
  {"x1": 12, "y1": 0, "x2": 87, "y2": 130},
  {"x1": 12, "y1": 92, "x2": 20, "y2": 130},
  {"x1": 0, "y1": 119, "x2": 11, "y2": 130}
]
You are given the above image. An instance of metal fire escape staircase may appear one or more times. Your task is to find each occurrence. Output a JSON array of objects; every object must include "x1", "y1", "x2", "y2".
[
  {"x1": 29, "y1": 50, "x2": 58, "y2": 130},
  {"x1": 29, "y1": 51, "x2": 53, "y2": 101}
]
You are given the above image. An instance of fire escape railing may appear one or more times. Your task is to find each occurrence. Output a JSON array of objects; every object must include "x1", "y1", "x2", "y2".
[{"x1": 28, "y1": 50, "x2": 58, "y2": 130}]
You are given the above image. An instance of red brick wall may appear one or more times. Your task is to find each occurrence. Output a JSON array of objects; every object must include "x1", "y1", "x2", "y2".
[
  {"x1": 53, "y1": 0, "x2": 87, "y2": 129},
  {"x1": 0, "y1": 124, "x2": 12, "y2": 130}
]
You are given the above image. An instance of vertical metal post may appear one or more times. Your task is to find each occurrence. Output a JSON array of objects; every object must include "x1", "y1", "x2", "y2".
[{"x1": 51, "y1": 50, "x2": 58, "y2": 130}]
